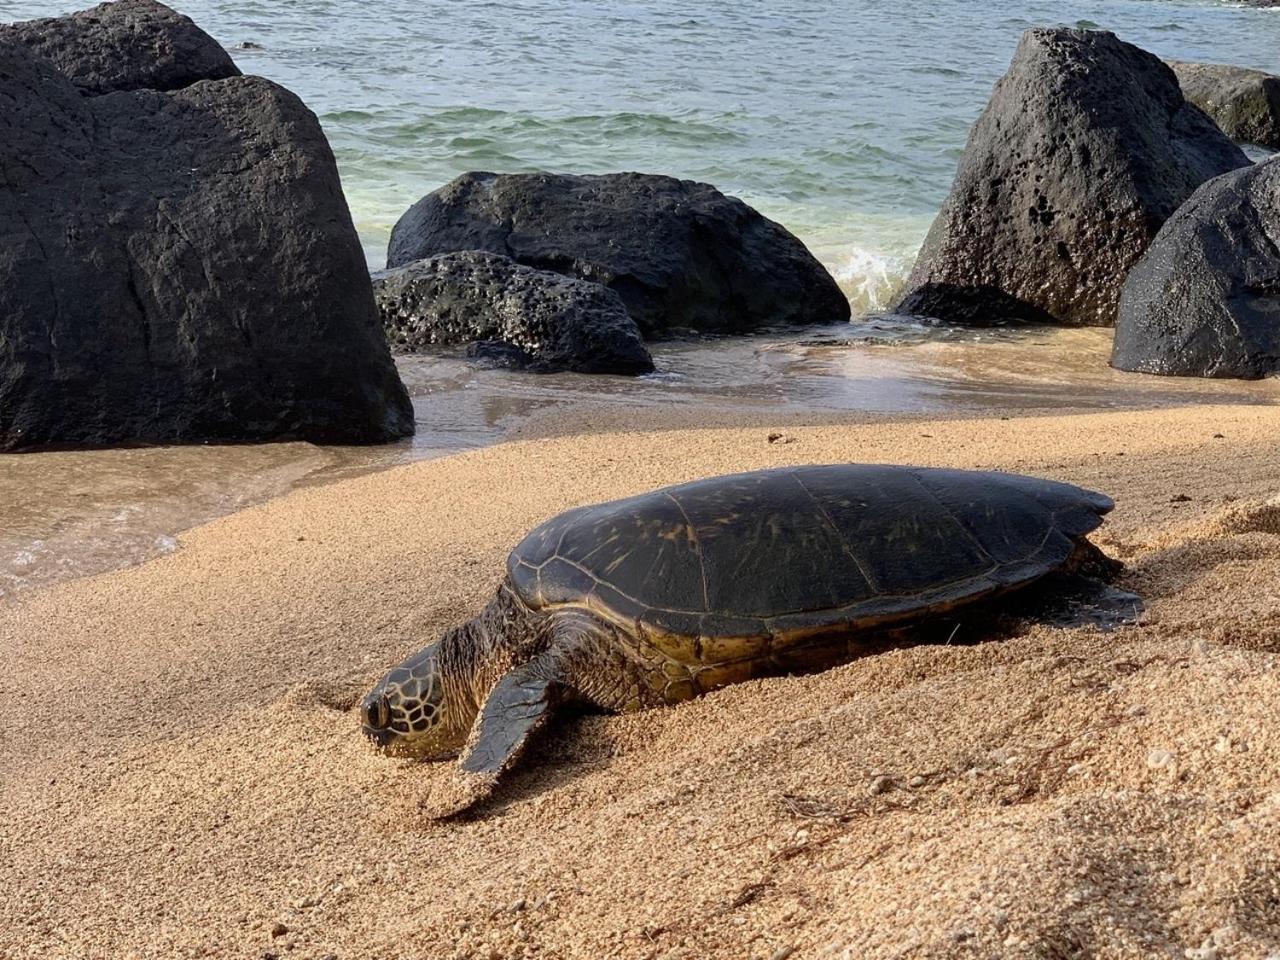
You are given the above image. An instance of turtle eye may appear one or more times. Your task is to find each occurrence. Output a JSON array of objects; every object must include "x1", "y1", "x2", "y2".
[{"x1": 362, "y1": 695, "x2": 390, "y2": 730}]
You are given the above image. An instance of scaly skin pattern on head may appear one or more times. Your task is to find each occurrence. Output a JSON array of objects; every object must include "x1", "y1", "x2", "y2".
[
  {"x1": 363, "y1": 577, "x2": 929, "y2": 799},
  {"x1": 362, "y1": 574, "x2": 752, "y2": 816}
]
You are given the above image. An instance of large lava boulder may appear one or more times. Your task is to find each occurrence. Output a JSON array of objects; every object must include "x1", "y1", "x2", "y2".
[
  {"x1": 0, "y1": 0, "x2": 239, "y2": 96},
  {"x1": 1112, "y1": 158, "x2": 1280, "y2": 380},
  {"x1": 893, "y1": 28, "x2": 1249, "y2": 327},
  {"x1": 386, "y1": 172, "x2": 851, "y2": 338},
  {"x1": 1169, "y1": 61, "x2": 1280, "y2": 150},
  {"x1": 373, "y1": 252, "x2": 654, "y2": 375},
  {"x1": 0, "y1": 40, "x2": 413, "y2": 449}
]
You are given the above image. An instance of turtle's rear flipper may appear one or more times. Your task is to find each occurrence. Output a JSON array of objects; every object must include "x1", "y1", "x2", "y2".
[
  {"x1": 1030, "y1": 572, "x2": 1144, "y2": 631},
  {"x1": 1030, "y1": 539, "x2": 1140, "y2": 631},
  {"x1": 420, "y1": 656, "x2": 566, "y2": 820}
]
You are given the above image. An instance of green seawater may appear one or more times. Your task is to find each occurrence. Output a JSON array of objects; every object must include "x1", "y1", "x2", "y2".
[{"x1": 7, "y1": 0, "x2": 1280, "y2": 311}]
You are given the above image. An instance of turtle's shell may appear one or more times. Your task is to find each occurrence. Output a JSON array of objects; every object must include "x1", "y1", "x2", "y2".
[{"x1": 507, "y1": 464, "x2": 1112, "y2": 649}]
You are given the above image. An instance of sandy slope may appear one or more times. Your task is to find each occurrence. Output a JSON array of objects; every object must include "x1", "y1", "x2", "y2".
[{"x1": 3, "y1": 405, "x2": 1280, "y2": 959}]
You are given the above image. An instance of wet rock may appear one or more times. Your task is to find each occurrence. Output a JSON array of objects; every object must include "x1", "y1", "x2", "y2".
[
  {"x1": 1112, "y1": 157, "x2": 1280, "y2": 380},
  {"x1": 1170, "y1": 60, "x2": 1280, "y2": 149},
  {"x1": 387, "y1": 171, "x2": 850, "y2": 338},
  {"x1": 894, "y1": 28, "x2": 1248, "y2": 327},
  {"x1": 0, "y1": 0, "x2": 239, "y2": 96},
  {"x1": 373, "y1": 252, "x2": 654, "y2": 375},
  {"x1": 0, "y1": 40, "x2": 413, "y2": 449}
]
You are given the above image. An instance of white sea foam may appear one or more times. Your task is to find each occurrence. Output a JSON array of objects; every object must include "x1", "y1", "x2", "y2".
[{"x1": 834, "y1": 246, "x2": 913, "y2": 314}]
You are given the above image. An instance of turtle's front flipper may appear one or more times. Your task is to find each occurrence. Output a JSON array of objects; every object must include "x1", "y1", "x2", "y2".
[{"x1": 420, "y1": 656, "x2": 566, "y2": 819}]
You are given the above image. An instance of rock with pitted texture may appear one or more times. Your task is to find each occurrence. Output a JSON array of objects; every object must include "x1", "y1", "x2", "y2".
[
  {"x1": 1170, "y1": 61, "x2": 1280, "y2": 149},
  {"x1": 0, "y1": 40, "x2": 413, "y2": 449},
  {"x1": 1112, "y1": 157, "x2": 1280, "y2": 380},
  {"x1": 894, "y1": 28, "x2": 1249, "y2": 328},
  {"x1": 0, "y1": 0, "x2": 239, "y2": 96},
  {"x1": 386, "y1": 171, "x2": 851, "y2": 338},
  {"x1": 373, "y1": 252, "x2": 654, "y2": 375}
]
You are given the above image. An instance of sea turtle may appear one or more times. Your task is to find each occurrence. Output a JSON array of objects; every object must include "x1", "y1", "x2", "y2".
[{"x1": 362, "y1": 463, "x2": 1120, "y2": 814}]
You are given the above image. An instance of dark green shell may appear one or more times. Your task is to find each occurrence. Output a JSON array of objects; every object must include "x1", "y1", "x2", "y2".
[{"x1": 507, "y1": 464, "x2": 1112, "y2": 641}]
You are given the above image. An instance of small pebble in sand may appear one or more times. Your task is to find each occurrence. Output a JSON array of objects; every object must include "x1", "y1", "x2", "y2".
[
  {"x1": 766, "y1": 432, "x2": 795, "y2": 445},
  {"x1": 1171, "y1": 494, "x2": 1192, "y2": 503},
  {"x1": 768, "y1": 947, "x2": 795, "y2": 960},
  {"x1": 869, "y1": 775, "x2": 893, "y2": 795},
  {"x1": 908, "y1": 775, "x2": 926, "y2": 788},
  {"x1": 269, "y1": 922, "x2": 289, "y2": 938},
  {"x1": 1147, "y1": 749, "x2": 1175, "y2": 770}
]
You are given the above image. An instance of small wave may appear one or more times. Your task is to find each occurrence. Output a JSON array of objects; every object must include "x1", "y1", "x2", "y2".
[{"x1": 834, "y1": 246, "x2": 913, "y2": 314}]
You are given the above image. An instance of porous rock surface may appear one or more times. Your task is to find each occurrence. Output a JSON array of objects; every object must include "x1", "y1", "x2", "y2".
[
  {"x1": 1113, "y1": 157, "x2": 1280, "y2": 380},
  {"x1": 1169, "y1": 60, "x2": 1280, "y2": 150},
  {"x1": 387, "y1": 171, "x2": 851, "y2": 338},
  {"x1": 0, "y1": 0, "x2": 239, "y2": 96},
  {"x1": 0, "y1": 39, "x2": 413, "y2": 448},
  {"x1": 894, "y1": 28, "x2": 1249, "y2": 327},
  {"x1": 373, "y1": 251, "x2": 654, "y2": 375}
]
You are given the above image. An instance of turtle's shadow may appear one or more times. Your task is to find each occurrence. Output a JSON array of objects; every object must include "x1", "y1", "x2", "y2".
[{"x1": 446, "y1": 571, "x2": 1143, "y2": 821}]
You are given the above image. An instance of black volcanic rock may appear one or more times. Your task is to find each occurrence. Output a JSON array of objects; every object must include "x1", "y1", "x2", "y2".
[
  {"x1": 386, "y1": 171, "x2": 851, "y2": 338},
  {"x1": 894, "y1": 28, "x2": 1249, "y2": 327},
  {"x1": 1170, "y1": 60, "x2": 1280, "y2": 149},
  {"x1": 0, "y1": 41, "x2": 413, "y2": 449},
  {"x1": 0, "y1": 0, "x2": 239, "y2": 96},
  {"x1": 1112, "y1": 157, "x2": 1280, "y2": 380},
  {"x1": 373, "y1": 252, "x2": 654, "y2": 375}
]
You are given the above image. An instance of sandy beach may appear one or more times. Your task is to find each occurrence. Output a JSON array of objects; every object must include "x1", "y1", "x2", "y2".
[{"x1": 4, "y1": 402, "x2": 1280, "y2": 958}]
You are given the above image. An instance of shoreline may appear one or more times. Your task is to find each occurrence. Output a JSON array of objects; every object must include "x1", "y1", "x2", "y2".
[
  {"x1": 4, "y1": 402, "x2": 1280, "y2": 956},
  {"x1": 4, "y1": 325, "x2": 1277, "y2": 602}
]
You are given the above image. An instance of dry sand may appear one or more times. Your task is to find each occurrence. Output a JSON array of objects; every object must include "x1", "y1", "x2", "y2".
[{"x1": 3, "y1": 404, "x2": 1280, "y2": 959}]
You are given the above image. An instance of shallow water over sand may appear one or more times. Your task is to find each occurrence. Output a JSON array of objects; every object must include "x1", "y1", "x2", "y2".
[{"x1": 3, "y1": 324, "x2": 1276, "y2": 598}]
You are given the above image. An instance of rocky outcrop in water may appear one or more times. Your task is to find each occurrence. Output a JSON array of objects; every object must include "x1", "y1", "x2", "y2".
[
  {"x1": 0, "y1": 0, "x2": 239, "y2": 96},
  {"x1": 1169, "y1": 61, "x2": 1280, "y2": 149},
  {"x1": 387, "y1": 171, "x2": 851, "y2": 338},
  {"x1": 373, "y1": 252, "x2": 654, "y2": 375},
  {"x1": 893, "y1": 28, "x2": 1249, "y2": 328},
  {"x1": 0, "y1": 38, "x2": 413, "y2": 450},
  {"x1": 1112, "y1": 157, "x2": 1280, "y2": 380}
]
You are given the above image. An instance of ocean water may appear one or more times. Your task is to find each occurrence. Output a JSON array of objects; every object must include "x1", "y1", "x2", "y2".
[
  {"x1": 4, "y1": 0, "x2": 1280, "y2": 597},
  {"x1": 6, "y1": 0, "x2": 1280, "y2": 310}
]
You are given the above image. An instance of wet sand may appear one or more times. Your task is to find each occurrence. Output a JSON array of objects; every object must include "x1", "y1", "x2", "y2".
[
  {"x1": 4, "y1": 402, "x2": 1280, "y2": 958},
  {"x1": 5, "y1": 324, "x2": 1276, "y2": 599}
]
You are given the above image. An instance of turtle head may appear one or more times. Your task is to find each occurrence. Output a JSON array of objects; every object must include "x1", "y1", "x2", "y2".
[{"x1": 361, "y1": 640, "x2": 470, "y2": 760}]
